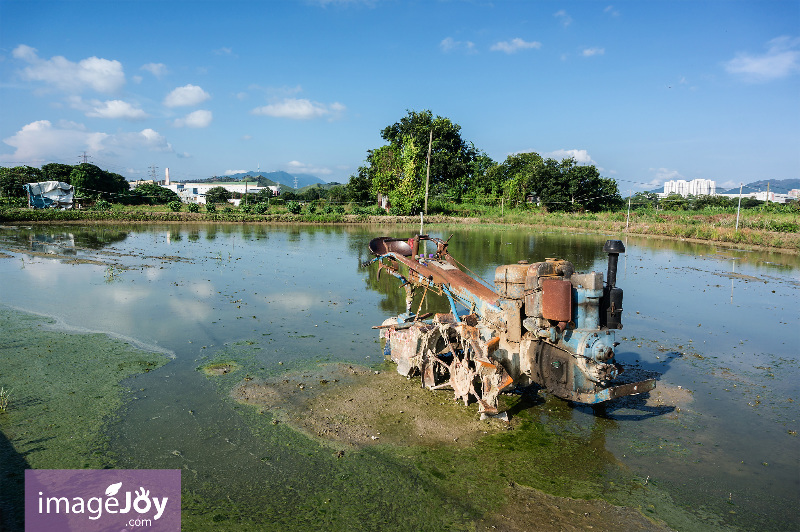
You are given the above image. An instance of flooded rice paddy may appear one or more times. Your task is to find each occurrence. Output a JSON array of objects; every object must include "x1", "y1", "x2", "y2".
[{"x1": 0, "y1": 223, "x2": 797, "y2": 531}]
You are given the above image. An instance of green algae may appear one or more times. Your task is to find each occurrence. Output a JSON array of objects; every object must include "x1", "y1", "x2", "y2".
[
  {"x1": 0, "y1": 306, "x2": 170, "y2": 531},
  {"x1": 184, "y1": 341, "x2": 693, "y2": 531}
]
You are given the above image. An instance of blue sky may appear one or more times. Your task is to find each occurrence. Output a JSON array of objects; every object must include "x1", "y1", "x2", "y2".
[{"x1": 1, "y1": 0, "x2": 798, "y2": 191}]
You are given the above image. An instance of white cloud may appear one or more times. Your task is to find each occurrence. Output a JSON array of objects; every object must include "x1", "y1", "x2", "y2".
[
  {"x1": 286, "y1": 160, "x2": 332, "y2": 175},
  {"x1": 604, "y1": 5, "x2": 620, "y2": 17},
  {"x1": 173, "y1": 109, "x2": 213, "y2": 128},
  {"x1": 543, "y1": 149, "x2": 595, "y2": 165},
  {"x1": 648, "y1": 167, "x2": 684, "y2": 187},
  {"x1": 490, "y1": 38, "x2": 542, "y2": 54},
  {"x1": 554, "y1": 10, "x2": 572, "y2": 27},
  {"x1": 582, "y1": 47, "x2": 605, "y2": 57},
  {"x1": 163, "y1": 84, "x2": 210, "y2": 107},
  {"x1": 132, "y1": 128, "x2": 174, "y2": 152},
  {"x1": 251, "y1": 98, "x2": 345, "y2": 120},
  {"x1": 725, "y1": 36, "x2": 800, "y2": 83},
  {"x1": 141, "y1": 62, "x2": 168, "y2": 78},
  {"x1": 224, "y1": 169, "x2": 248, "y2": 175},
  {"x1": 1, "y1": 120, "x2": 109, "y2": 164},
  {"x1": 12, "y1": 44, "x2": 125, "y2": 94},
  {"x1": 84, "y1": 99, "x2": 148, "y2": 120},
  {"x1": 440, "y1": 37, "x2": 476, "y2": 53}
]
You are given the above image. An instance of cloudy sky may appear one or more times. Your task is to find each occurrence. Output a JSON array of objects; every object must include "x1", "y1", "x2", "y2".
[{"x1": 1, "y1": 0, "x2": 797, "y2": 191}]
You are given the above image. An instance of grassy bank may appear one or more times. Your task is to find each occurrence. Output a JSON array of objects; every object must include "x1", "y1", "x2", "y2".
[{"x1": 1, "y1": 204, "x2": 797, "y2": 253}]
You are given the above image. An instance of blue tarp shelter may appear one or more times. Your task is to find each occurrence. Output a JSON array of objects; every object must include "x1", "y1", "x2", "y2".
[{"x1": 24, "y1": 181, "x2": 74, "y2": 209}]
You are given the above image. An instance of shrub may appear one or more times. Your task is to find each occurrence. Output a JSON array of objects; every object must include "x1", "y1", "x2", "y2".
[
  {"x1": 187, "y1": 203, "x2": 200, "y2": 213},
  {"x1": 206, "y1": 203, "x2": 217, "y2": 213},
  {"x1": 168, "y1": 200, "x2": 182, "y2": 212},
  {"x1": 93, "y1": 199, "x2": 112, "y2": 211},
  {"x1": 254, "y1": 202, "x2": 270, "y2": 215},
  {"x1": 287, "y1": 201, "x2": 301, "y2": 214}
]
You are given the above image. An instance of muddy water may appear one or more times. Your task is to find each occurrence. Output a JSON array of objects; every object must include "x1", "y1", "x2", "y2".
[{"x1": 0, "y1": 223, "x2": 797, "y2": 531}]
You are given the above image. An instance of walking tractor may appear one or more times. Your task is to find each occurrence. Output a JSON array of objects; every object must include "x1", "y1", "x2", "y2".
[{"x1": 367, "y1": 235, "x2": 656, "y2": 416}]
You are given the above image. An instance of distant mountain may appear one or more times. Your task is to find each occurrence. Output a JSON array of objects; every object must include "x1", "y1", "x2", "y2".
[
  {"x1": 717, "y1": 179, "x2": 800, "y2": 195},
  {"x1": 223, "y1": 171, "x2": 326, "y2": 189}
]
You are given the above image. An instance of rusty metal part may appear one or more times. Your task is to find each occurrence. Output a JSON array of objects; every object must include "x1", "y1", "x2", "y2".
[{"x1": 370, "y1": 236, "x2": 656, "y2": 417}]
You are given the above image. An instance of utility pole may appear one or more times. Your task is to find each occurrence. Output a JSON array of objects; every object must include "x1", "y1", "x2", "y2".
[
  {"x1": 424, "y1": 129, "x2": 432, "y2": 215},
  {"x1": 735, "y1": 183, "x2": 743, "y2": 231},
  {"x1": 78, "y1": 152, "x2": 91, "y2": 164}
]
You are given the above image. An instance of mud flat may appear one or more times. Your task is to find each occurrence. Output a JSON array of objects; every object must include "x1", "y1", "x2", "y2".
[{"x1": 227, "y1": 363, "x2": 672, "y2": 531}]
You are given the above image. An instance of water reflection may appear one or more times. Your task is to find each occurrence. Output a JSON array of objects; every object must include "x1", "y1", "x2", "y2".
[
  {"x1": 0, "y1": 223, "x2": 797, "y2": 531},
  {"x1": 0, "y1": 227, "x2": 129, "y2": 255},
  {"x1": 29, "y1": 233, "x2": 76, "y2": 255}
]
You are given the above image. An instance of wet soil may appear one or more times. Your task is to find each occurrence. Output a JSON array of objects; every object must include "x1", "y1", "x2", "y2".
[{"x1": 229, "y1": 363, "x2": 672, "y2": 531}]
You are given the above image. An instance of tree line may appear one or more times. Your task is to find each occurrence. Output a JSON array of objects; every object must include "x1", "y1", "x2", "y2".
[
  {"x1": 2, "y1": 110, "x2": 794, "y2": 214},
  {"x1": 338, "y1": 109, "x2": 623, "y2": 214},
  {"x1": 0, "y1": 163, "x2": 179, "y2": 205}
]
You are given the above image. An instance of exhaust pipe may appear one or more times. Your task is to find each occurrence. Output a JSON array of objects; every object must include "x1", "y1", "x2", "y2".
[{"x1": 602, "y1": 240, "x2": 625, "y2": 329}]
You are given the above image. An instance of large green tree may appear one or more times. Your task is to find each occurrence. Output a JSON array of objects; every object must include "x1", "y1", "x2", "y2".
[
  {"x1": 69, "y1": 163, "x2": 128, "y2": 200},
  {"x1": 132, "y1": 183, "x2": 180, "y2": 204},
  {"x1": 359, "y1": 110, "x2": 483, "y2": 213},
  {"x1": 205, "y1": 186, "x2": 232, "y2": 204},
  {"x1": 344, "y1": 166, "x2": 372, "y2": 204},
  {"x1": 0, "y1": 166, "x2": 43, "y2": 197},
  {"x1": 492, "y1": 153, "x2": 621, "y2": 212},
  {"x1": 379, "y1": 110, "x2": 480, "y2": 202},
  {"x1": 41, "y1": 163, "x2": 75, "y2": 183}
]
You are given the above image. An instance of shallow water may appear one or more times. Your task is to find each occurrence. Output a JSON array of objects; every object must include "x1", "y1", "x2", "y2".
[{"x1": 0, "y1": 223, "x2": 797, "y2": 530}]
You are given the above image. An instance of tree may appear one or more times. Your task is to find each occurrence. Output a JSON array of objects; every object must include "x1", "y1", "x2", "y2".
[
  {"x1": 328, "y1": 184, "x2": 346, "y2": 204},
  {"x1": 0, "y1": 166, "x2": 43, "y2": 198},
  {"x1": 630, "y1": 192, "x2": 659, "y2": 209},
  {"x1": 345, "y1": 165, "x2": 372, "y2": 204},
  {"x1": 69, "y1": 163, "x2": 127, "y2": 200},
  {"x1": 362, "y1": 110, "x2": 483, "y2": 212},
  {"x1": 557, "y1": 161, "x2": 622, "y2": 212},
  {"x1": 495, "y1": 152, "x2": 546, "y2": 207},
  {"x1": 662, "y1": 193, "x2": 688, "y2": 210},
  {"x1": 492, "y1": 153, "x2": 621, "y2": 212},
  {"x1": 379, "y1": 110, "x2": 480, "y2": 202},
  {"x1": 462, "y1": 152, "x2": 498, "y2": 201},
  {"x1": 133, "y1": 183, "x2": 180, "y2": 204},
  {"x1": 41, "y1": 163, "x2": 74, "y2": 183},
  {"x1": 205, "y1": 186, "x2": 232, "y2": 204}
]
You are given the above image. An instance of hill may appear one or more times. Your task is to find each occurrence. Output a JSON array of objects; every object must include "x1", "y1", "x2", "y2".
[
  {"x1": 224, "y1": 171, "x2": 326, "y2": 189},
  {"x1": 718, "y1": 179, "x2": 800, "y2": 195}
]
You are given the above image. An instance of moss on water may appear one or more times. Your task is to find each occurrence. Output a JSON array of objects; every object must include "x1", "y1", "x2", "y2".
[
  {"x1": 0, "y1": 307, "x2": 169, "y2": 531},
  {"x1": 188, "y1": 344, "x2": 683, "y2": 531}
]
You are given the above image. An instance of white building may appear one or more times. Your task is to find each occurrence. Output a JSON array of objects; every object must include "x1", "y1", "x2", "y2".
[
  {"x1": 716, "y1": 191, "x2": 791, "y2": 204},
  {"x1": 161, "y1": 181, "x2": 279, "y2": 204},
  {"x1": 662, "y1": 179, "x2": 716, "y2": 197}
]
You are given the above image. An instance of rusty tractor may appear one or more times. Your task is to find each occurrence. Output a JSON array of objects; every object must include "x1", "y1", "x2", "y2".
[{"x1": 367, "y1": 235, "x2": 655, "y2": 415}]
